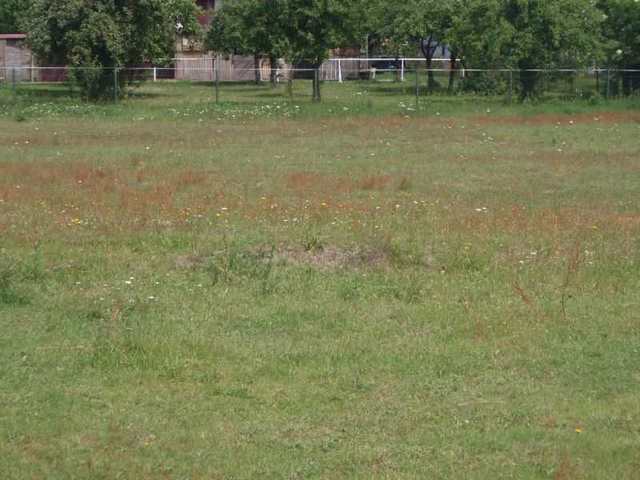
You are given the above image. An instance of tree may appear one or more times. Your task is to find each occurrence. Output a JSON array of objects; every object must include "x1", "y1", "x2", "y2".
[
  {"x1": 434, "y1": 1, "x2": 462, "y2": 93},
  {"x1": 206, "y1": 3, "x2": 252, "y2": 80},
  {"x1": 345, "y1": 0, "x2": 381, "y2": 53},
  {"x1": 448, "y1": 0, "x2": 511, "y2": 93},
  {"x1": 446, "y1": 0, "x2": 603, "y2": 99},
  {"x1": 0, "y1": 0, "x2": 29, "y2": 34},
  {"x1": 281, "y1": 0, "x2": 351, "y2": 101},
  {"x1": 499, "y1": 0, "x2": 603, "y2": 99},
  {"x1": 449, "y1": 0, "x2": 508, "y2": 66},
  {"x1": 23, "y1": 0, "x2": 201, "y2": 99},
  {"x1": 599, "y1": 0, "x2": 640, "y2": 94},
  {"x1": 206, "y1": 0, "x2": 288, "y2": 86},
  {"x1": 371, "y1": 1, "x2": 425, "y2": 78},
  {"x1": 370, "y1": 0, "x2": 456, "y2": 92},
  {"x1": 342, "y1": 0, "x2": 392, "y2": 77}
]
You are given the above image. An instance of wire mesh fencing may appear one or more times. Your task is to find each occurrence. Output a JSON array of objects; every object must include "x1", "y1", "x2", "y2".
[{"x1": 2, "y1": 63, "x2": 640, "y2": 106}]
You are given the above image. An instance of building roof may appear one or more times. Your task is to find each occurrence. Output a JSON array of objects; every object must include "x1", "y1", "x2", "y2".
[{"x1": 0, "y1": 34, "x2": 27, "y2": 40}]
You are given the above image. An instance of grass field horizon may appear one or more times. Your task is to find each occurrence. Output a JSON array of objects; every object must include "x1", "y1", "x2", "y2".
[{"x1": 1, "y1": 82, "x2": 639, "y2": 478}]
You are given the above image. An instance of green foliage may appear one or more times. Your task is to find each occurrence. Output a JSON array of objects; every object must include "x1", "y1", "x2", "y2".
[
  {"x1": 23, "y1": 0, "x2": 201, "y2": 99},
  {"x1": 281, "y1": 0, "x2": 350, "y2": 66},
  {"x1": 207, "y1": 0, "x2": 351, "y2": 98},
  {"x1": 0, "y1": 0, "x2": 29, "y2": 33},
  {"x1": 206, "y1": 0, "x2": 288, "y2": 84},
  {"x1": 600, "y1": 0, "x2": 640, "y2": 93},
  {"x1": 205, "y1": 4, "x2": 247, "y2": 55},
  {"x1": 450, "y1": 0, "x2": 510, "y2": 69},
  {"x1": 207, "y1": 0, "x2": 351, "y2": 67},
  {"x1": 499, "y1": 0, "x2": 604, "y2": 99},
  {"x1": 377, "y1": 0, "x2": 451, "y2": 53},
  {"x1": 282, "y1": 0, "x2": 351, "y2": 100},
  {"x1": 359, "y1": 0, "x2": 605, "y2": 98},
  {"x1": 446, "y1": 0, "x2": 604, "y2": 98},
  {"x1": 379, "y1": 0, "x2": 460, "y2": 90},
  {"x1": 10, "y1": 0, "x2": 640, "y2": 100},
  {"x1": 207, "y1": 0, "x2": 288, "y2": 57}
]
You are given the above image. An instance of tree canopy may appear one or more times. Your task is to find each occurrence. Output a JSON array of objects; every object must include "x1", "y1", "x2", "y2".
[
  {"x1": 207, "y1": 0, "x2": 350, "y2": 99},
  {"x1": 0, "y1": 0, "x2": 29, "y2": 33},
  {"x1": 498, "y1": 0, "x2": 603, "y2": 97},
  {"x1": 206, "y1": 0, "x2": 288, "y2": 84},
  {"x1": 600, "y1": 0, "x2": 640, "y2": 93},
  {"x1": 205, "y1": 0, "x2": 612, "y2": 99},
  {"x1": 7, "y1": 0, "x2": 640, "y2": 100},
  {"x1": 23, "y1": 0, "x2": 201, "y2": 99}
]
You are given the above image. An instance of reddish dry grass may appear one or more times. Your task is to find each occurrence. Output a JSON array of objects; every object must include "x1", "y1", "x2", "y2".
[
  {"x1": 1, "y1": 157, "x2": 638, "y2": 248},
  {"x1": 553, "y1": 453, "x2": 580, "y2": 480},
  {"x1": 286, "y1": 172, "x2": 394, "y2": 194},
  {"x1": 471, "y1": 111, "x2": 640, "y2": 127},
  {"x1": 2, "y1": 112, "x2": 638, "y2": 247},
  {"x1": 449, "y1": 206, "x2": 640, "y2": 237},
  {"x1": 359, "y1": 175, "x2": 393, "y2": 191}
]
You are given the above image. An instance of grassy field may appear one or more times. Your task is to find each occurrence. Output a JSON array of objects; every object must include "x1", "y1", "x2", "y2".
[{"x1": 1, "y1": 81, "x2": 639, "y2": 479}]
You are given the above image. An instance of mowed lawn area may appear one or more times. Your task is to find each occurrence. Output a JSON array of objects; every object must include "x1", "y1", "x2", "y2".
[{"x1": 1, "y1": 82, "x2": 639, "y2": 479}]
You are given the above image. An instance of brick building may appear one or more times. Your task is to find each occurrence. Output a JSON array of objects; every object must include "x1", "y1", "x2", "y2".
[
  {"x1": 0, "y1": 34, "x2": 33, "y2": 82},
  {"x1": 176, "y1": 0, "x2": 267, "y2": 82}
]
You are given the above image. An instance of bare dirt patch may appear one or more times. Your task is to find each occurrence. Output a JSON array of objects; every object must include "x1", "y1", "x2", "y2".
[
  {"x1": 175, "y1": 245, "x2": 395, "y2": 272},
  {"x1": 274, "y1": 245, "x2": 390, "y2": 270}
]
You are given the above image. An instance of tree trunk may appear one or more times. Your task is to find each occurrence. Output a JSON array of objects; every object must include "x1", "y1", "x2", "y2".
[
  {"x1": 312, "y1": 64, "x2": 321, "y2": 102},
  {"x1": 421, "y1": 35, "x2": 438, "y2": 93},
  {"x1": 426, "y1": 57, "x2": 436, "y2": 92},
  {"x1": 254, "y1": 54, "x2": 261, "y2": 85},
  {"x1": 518, "y1": 59, "x2": 538, "y2": 101},
  {"x1": 269, "y1": 55, "x2": 277, "y2": 87},
  {"x1": 448, "y1": 51, "x2": 457, "y2": 94}
]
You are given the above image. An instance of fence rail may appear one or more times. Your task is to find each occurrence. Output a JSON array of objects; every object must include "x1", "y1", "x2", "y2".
[{"x1": 2, "y1": 64, "x2": 640, "y2": 103}]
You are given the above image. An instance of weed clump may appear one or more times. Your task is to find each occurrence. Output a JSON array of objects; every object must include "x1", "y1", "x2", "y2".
[{"x1": 0, "y1": 262, "x2": 27, "y2": 305}]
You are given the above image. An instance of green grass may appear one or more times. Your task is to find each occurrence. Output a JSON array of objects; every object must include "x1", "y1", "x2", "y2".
[
  {"x1": 0, "y1": 82, "x2": 639, "y2": 479},
  {"x1": 2, "y1": 76, "x2": 640, "y2": 121}
]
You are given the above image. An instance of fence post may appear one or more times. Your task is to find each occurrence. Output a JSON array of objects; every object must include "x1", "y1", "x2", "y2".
[
  {"x1": 288, "y1": 74, "x2": 293, "y2": 100},
  {"x1": 401, "y1": 59, "x2": 405, "y2": 82},
  {"x1": 11, "y1": 67, "x2": 16, "y2": 92},
  {"x1": 508, "y1": 70, "x2": 513, "y2": 104},
  {"x1": 113, "y1": 67, "x2": 119, "y2": 103},
  {"x1": 337, "y1": 59, "x2": 343, "y2": 83},
  {"x1": 414, "y1": 66, "x2": 419, "y2": 110},
  {"x1": 214, "y1": 57, "x2": 220, "y2": 104},
  {"x1": 313, "y1": 67, "x2": 320, "y2": 103},
  {"x1": 153, "y1": 67, "x2": 157, "y2": 82},
  {"x1": 606, "y1": 69, "x2": 611, "y2": 100}
]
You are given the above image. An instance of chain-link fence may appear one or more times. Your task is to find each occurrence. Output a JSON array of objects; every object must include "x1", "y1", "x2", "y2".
[{"x1": 2, "y1": 62, "x2": 640, "y2": 104}]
